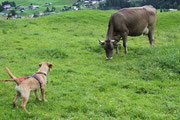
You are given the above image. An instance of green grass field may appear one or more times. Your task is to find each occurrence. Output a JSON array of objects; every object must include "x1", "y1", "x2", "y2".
[{"x1": 0, "y1": 10, "x2": 179, "y2": 119}]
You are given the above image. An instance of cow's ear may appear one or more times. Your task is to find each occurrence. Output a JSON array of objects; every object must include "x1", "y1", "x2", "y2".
[
  {"x1": 99, "y1": 40, "x2": 105, "y2": 45},
  {"x1": 112, "y1": 40, "x2": 120, "y2": 47},
  {"x1": 111, "y1": 40, "x2": 117, "y2": 45}
]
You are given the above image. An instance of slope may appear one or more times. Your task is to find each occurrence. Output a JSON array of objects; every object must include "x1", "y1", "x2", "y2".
[{"x1": 0, "y1": 10, "x2": 179, "y2": 119}]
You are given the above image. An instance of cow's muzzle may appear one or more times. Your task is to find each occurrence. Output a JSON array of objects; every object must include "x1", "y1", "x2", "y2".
[{"x1": 106, "y1": 57, "x2": 112, "y2": 60}]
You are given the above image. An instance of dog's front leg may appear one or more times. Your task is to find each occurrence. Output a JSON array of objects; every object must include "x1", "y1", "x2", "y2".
[{"x1": 41, "y1": 87, "x2": 47, "y2": 102}]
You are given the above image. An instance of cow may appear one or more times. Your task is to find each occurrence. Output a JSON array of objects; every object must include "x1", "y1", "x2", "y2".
[{"x1": 99, "y1": 5, "x2": 157, "y2": 60}]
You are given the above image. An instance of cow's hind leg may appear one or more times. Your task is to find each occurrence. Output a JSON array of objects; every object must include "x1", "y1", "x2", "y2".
[
  {"x1": 122, "y1": 35, "x2": 128, "y2": 54},
  {"x1": 148, "y1": 29, "x2": 155, "y2": 46}
]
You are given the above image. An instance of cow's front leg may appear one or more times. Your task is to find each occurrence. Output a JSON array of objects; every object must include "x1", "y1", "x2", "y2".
[
  {"x1": 122, "y1": 35, "x2": 128, "y2": 54},
  {"x1": 115, "y1": 44, "x2": 119, "y2": 54},
  {"x1": 114, "y1": 36, "x2": 121, "y2": 54},
  {"x1": 115, "y1": 46, "x2": 119, "y2": 54}
]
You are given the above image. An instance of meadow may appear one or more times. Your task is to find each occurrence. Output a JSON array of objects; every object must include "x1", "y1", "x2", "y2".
[{"x1": 0, "y1": 9, "x2": 179, "y2": 119}]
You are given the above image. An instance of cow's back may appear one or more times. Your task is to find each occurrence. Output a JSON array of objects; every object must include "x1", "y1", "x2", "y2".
[{"x1": 110, "y1": 6, "x2": 156, "y2": 36}]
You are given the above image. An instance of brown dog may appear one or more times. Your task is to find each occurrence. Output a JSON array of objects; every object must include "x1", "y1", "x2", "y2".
[{"x1": 5, "y1": 62, "x2": 52, "y2": 112}]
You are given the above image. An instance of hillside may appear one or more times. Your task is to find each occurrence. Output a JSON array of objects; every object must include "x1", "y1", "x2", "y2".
[
  {"x1": 0, "y1": 10, "x2": 179, "y2": 119},
  {"x1": 0, "y1": 0, "x2": 77, "y2": 6},
  {"x1": 0, "y1": 0, "x2": 77, "y2": 17}
]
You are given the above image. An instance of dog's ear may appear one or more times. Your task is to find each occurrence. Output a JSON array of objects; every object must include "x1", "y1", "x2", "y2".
[
  {"x1": 48, "y1": 63, "x2": 53, "y2": 72},
  {"x1": 39, "y1": 63, "x2": 42, "y2": 67},
  {"x1": 49, "y1": 63, "x2": 53, "y2": 68}
]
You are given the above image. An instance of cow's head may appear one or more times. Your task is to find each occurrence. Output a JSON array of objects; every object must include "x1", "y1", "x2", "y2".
[{"x1": 99, "y1": 40, "x2": 118, "y2": 60}]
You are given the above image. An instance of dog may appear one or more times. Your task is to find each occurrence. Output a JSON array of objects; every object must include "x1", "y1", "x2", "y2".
[{"x1": 5, "y1": 62, "x2": 52, "y2": 113}]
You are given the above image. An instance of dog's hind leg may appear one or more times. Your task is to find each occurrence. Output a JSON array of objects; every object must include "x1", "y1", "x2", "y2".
[
  {"x1": 21, "y1": 92, "x2": 30, "y2": 112},
  {"x1": 13, "y1": 91, "x2": 21, "y2": 108},
  {"x1": 34, "y1": 90, "x2": 41, "y2": 101},
  {"x1": 41, "y1": 87, "x2": 47, "y2": 102}
]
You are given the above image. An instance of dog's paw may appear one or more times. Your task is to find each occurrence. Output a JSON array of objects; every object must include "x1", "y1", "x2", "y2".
[
  {"x1": 13, "y1": 105, "x2": 18, "y2": 108},
  {"x1": 36, "y1": 98, "x2": 42, "y2": 101},
  {"x1": 43, "y1": 99, "x2": 47, "y2": 102},
  {"x1": 26, "y1": 111, "x2": 32, "y2": 114},
  {"x1": 13, "y1": 104, "x2": 18, "y2": 108}
]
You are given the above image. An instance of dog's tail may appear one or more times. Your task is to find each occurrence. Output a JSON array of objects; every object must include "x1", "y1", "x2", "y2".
[{"x1": 5, "y1": 67, "x2": 21, "y2": 85}]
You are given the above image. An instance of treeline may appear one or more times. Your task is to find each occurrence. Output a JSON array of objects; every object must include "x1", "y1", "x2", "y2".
[
  {"x1": 0, "y1": 5, "x2": 3, "y2": 12},
  {"x1": 99, "y1": 0, "x2": 180, "y2": 10},
  {"x1": 2, "y1": 1, "x2": 16, "y2": 7},
  {"x1": 0, "y1": 1, "x2": 16, "y2": 12}
]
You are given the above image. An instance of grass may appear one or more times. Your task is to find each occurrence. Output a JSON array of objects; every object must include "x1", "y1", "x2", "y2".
[{"x1": 0, "y1": 10, "x2": 179, "y2": 119}]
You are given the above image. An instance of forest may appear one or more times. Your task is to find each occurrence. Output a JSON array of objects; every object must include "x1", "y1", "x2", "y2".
[{"x1": 99, "y1": 0, "x2": 180, "y2": 10}]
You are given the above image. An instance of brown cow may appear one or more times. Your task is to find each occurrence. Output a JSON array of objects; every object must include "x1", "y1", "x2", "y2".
[{"x1": 99, "y1": 5, "x2": 157, "y2": 60}]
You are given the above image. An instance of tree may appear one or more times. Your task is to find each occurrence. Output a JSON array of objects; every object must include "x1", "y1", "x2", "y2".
[
  {"x1": 173, "y1": 2, "x2": 178, "y2": 9},
  {"x1": 141, "y1": 0, "x2": 180, "y2": 9},
  {"x1": 45, "y1": 7, "x2": 50, "y2": 12},
  {"x1": 10, "y1": 10, "x2": 16, "y2": 16},
  {"x1": 34, "y1": 12, "x2": 39, "y2": 17},
  {"x1": 99, "y1": 1, "x2": 106, "y2": 9},
  {"x1": 99, "y1": 0, "x2": 131, "y2": 10},
  {"x1": 2, "y1": 1, "x2": 16, "y2": 7},
  {"x1": 0, "y1": 5, "x2": 4, "y2": 12},
  {"x1": 2, "y1": 1, "x2": 9, "y2": 6},
  {"x1": 10, "y1": 1, "x2": 16, "y2": 7},
  {"x1": 51, "y1": 7, "x2": 56, "y2": 12},
  {"x1": 98, "y1": 0, "x2": 180, "y2": 10},
  {"x1": 160, "y1": 7, "x2": 163, "y2": 12}
]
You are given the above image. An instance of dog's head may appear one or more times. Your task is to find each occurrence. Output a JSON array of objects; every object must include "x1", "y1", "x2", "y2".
[{"x1": 39, "y1": 62, "x2": 53, "y2": 72}]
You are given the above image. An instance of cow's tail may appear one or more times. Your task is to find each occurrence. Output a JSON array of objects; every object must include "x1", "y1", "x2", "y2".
[{"x1": 5, "y1": 67, "x2": 21, "y2": 85}]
